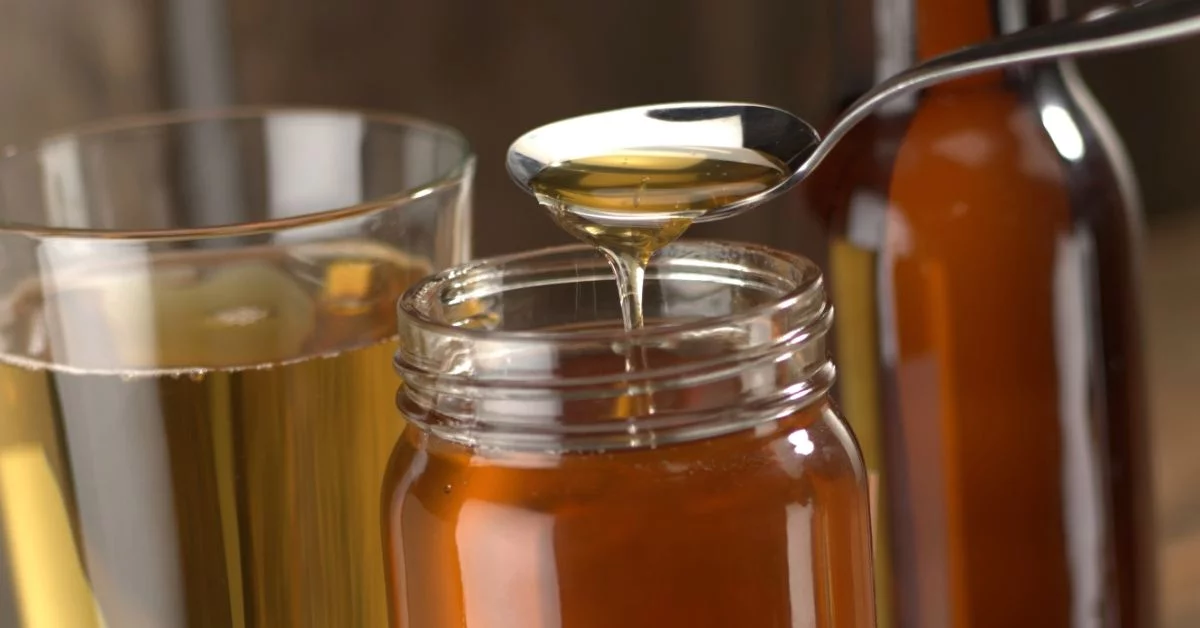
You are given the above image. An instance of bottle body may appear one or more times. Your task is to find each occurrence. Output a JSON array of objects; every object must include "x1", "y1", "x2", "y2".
[
  {"x1": 384, "y1": 241, "x2": 877, "y2": 628},
  {"x1": 810, "y1": 1, "x2": 1153, "y2": 626}
]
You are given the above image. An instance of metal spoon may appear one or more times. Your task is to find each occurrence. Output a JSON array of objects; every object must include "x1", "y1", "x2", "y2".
[{"x1": 508, "y1": 0, "x2": 1200, "y2": 223}]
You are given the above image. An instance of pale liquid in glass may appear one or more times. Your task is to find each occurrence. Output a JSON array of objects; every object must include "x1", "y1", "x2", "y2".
[{"x1": 0, "y1": 242, "x2": 429, "y2": 628}]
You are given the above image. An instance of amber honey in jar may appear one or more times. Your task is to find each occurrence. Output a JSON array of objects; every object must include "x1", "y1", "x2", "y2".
[{"x1": 385, "y1": 240, "x2": 877, "y2": 628}]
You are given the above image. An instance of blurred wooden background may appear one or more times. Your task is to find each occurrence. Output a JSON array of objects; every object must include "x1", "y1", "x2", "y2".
[
  {"x1": 0, "y1": 0, "x2": 1197, "y2": 625},
  {"x1": 2, "y1": 0, "x2": 1198, "y2": 248}
]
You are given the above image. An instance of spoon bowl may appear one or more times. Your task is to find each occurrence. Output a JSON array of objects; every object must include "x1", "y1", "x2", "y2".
[{"x1": 506, "y1": 103, "x2": 818, "y2": 223}]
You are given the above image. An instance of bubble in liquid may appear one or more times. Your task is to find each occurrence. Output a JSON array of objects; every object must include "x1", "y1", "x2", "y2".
[{"x1": 442, "y1": 484, "x2": 453, "y2": 494}]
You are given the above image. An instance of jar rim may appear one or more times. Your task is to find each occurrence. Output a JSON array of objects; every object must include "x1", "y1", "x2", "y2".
[
  {"x1": 397, "y1": 239, "x2": 825, "y2": 347},
  {"x1": 394, "y1": 240, "x2": 834, "y2": 450}
]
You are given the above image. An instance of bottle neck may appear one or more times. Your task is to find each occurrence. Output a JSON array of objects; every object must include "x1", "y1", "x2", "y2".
[
  {"x1": 849, "y1": 0, "x2": 1071, "y2": 103},
  {"x1": 902, "y1": 0, "x2": 1052, "y2": 88},
  {"x1": 916, "y1": 0, "x2": 1005, "y2": 61}
]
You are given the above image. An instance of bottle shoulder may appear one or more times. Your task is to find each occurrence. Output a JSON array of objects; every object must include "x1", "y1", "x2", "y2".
[
  {"x1": 804, "y1": 74, "x2": 1138, "y2": 229},
  {"x1": 894, "y1": 87, "x2": 1066, "y2": 188}
]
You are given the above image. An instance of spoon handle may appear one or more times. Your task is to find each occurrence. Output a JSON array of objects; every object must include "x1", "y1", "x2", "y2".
[{"x1": 802, "y1": 0, "x2": 1200, "y2": 178}]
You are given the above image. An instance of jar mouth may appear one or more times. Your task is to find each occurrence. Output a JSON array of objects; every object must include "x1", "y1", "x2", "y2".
[
  {"x1": 395, "y1": 240, "x2": 833, "y2": 449},
  {"x1": 396, "y1": 240, "x2": 829, "y2": 383},
  {"x1": 399, "y1": 239, "x2": 823, "y2": 341}
]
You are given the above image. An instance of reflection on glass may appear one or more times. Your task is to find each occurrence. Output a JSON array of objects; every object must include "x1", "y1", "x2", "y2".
[{"x1": 385, "y1": 242, "x2": 877, "y2": 627}]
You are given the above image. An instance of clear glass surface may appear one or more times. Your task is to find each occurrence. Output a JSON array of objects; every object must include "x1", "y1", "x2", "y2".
[
  {"x1": 0, "y1": 108, "x2": 472, "y2": 628},
  {"x1": 386, "y1": 241, "x2": 877, "y2": 628}
]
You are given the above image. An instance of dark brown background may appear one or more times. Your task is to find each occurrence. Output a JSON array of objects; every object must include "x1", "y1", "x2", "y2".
[
  {"x1": 0, "y1": 0, "x2": 1197, "y2": 625},
  {"x1": 1, "y1": 0, "x2": 1198, "y2": 250}
]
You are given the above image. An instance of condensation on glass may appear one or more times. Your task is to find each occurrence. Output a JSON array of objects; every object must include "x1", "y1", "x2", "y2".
[
  {"x1": 385, "y1": 241, "x2": 877, "y2": 628},
  {"x1": 0, "y1": 109, "x2": 472, "y2": 627}
]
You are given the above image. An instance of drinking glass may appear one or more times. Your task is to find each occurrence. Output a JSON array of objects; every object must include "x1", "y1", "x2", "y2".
[{"x1": 0, "y1": 108, "x2": 473, "y2": 628}]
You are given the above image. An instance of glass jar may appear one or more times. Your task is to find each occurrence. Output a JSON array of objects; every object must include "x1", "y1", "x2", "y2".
[{"x1": 385, "y1": 240, "x2": 877, "y2": 628}]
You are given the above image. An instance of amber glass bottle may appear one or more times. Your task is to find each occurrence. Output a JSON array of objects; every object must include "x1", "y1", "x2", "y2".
[{"x1": 806, "y1": 1, "x2": 1155, "y2": 627}]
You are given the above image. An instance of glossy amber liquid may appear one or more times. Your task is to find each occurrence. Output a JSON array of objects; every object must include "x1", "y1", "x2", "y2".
[
  {"x1": 385, "y1": 392, "x2": 875, "y2": 628},
  {"x1": 530, "y1": 147, "x2": 787, "y2": 214},
  {"x1": 0, "y1": 244, "x2": 428, "y2": 627},
  {"x1": 530, "y1": 147, "x2": 787, "y2": 329}
]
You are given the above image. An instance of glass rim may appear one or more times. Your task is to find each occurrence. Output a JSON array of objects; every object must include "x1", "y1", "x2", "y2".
[
  {"x1": 397, "y1": 239, "x2": 826, "y2": 348},
  {"x1": 0, "y1": 106, "x2": 474, "y2": 240}
]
